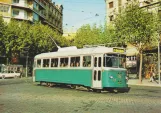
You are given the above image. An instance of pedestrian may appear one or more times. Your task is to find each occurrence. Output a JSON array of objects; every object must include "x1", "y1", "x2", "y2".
[{"x1": 149, "y1": 71, "x2": 155, "y2": 82}]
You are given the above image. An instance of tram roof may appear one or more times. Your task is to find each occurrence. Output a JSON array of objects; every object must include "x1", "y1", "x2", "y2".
[{"x1": 35, "y1": 46, "x2": 126, "y2": 59}]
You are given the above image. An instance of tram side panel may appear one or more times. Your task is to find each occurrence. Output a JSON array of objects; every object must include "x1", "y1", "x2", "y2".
[
  {"x1": 102, "y1": 70, "x2": 128, "y2": 89},
  {"x1": 35, "y1": 69, "x2": 92, "y2": 87}
]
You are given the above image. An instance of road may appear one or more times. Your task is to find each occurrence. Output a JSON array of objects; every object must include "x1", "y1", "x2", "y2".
[{"x1": 0, "y1": 78, "x2": 161, "y2": 113}]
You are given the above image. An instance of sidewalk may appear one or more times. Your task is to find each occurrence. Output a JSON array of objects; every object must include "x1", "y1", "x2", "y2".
[{"x1": 127, "y1": 78, "x2": 161, "y2": 87}]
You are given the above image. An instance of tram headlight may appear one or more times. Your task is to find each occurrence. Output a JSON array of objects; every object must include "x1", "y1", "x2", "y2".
[{"x1": 109, "y1": 76, "x2": 113, "y2": 79}]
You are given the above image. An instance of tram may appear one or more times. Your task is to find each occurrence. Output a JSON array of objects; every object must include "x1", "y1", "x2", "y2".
[{"x1": 33, "y1": 45, "x2": 129, "y2": 92}]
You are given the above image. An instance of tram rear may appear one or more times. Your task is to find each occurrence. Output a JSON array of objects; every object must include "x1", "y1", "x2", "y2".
[{"x1": 102, "y1": 53, "x2": 129, "y2": 92}]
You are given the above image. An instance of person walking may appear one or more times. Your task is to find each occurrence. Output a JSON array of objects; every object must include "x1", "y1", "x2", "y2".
[{"x1": 149, "y1": 71, "x2": 155, "y2": 82}]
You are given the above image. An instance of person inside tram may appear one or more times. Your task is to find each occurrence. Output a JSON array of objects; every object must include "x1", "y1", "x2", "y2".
[{"x1": 76, "y1": 62, "x2": 80, "y2": 67}]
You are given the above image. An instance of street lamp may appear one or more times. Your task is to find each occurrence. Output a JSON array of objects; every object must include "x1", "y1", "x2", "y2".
[
  {"x1": 23, "y1": 47, "x2": 29, "y2": 78},
  {"x1": 158, "y1": 33, "x2": 160, "y2": 85}
]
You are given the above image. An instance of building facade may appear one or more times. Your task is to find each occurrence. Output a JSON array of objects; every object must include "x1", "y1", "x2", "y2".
[
  {"x1": 0, "y1": 0, "x2": 63, "y2": 34},
  {"x1": 105, "y1": 0, "x2": 158, "y2": 23}
]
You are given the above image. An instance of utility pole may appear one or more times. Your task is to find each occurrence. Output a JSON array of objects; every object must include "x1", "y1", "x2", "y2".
[
  {"x1": 23, "y1": 47, "x2": 29, "y2": 78},
  {"x1": 26, "y1": 52, "x2": 28, "y2": 78},
  {"x1": 158, "y1": 33, "x2": 160, "y2": 85}
]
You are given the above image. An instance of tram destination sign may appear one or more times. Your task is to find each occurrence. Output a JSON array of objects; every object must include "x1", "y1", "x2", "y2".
[{"x1": 113, "y1": 48, "x2": 125, "y2": 53}]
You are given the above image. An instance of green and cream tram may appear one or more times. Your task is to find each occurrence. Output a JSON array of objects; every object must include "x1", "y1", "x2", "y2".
[{"x1": 33, "y1": 46, "x2": 129, "y2": 92}]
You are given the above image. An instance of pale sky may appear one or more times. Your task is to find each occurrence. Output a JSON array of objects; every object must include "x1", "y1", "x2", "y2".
[{"x1": 53, "y1": 0, "x2": 106, "y2": 32}]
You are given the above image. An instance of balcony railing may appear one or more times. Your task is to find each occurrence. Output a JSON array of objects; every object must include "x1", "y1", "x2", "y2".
[
  {"x1": 34, "y1": 0, "x2": 46, "y2": 9},
  {"x1": 0, "y1": 12, "x2": 10, "y2": 17}
]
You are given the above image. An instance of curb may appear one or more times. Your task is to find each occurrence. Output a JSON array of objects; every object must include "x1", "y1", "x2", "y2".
[{"x1": 128, "y1": 83, "x2": 161, "y2": 87}]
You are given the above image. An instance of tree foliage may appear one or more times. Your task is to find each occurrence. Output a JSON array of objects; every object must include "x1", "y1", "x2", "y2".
[
  {"x1": 114, "y1": 2, "x2": 159, "y2": 82},
  {"x1": 73, "y1": 23, "x2": 117, "y2": 48},
  {"x1": 0, "y1": 20, "x2": 66, "y2": 64},
  {"x1": 0, "y1": 16, "x2": 6, "y2": 55},
  {"x1": 114, "y1": 2, "x2": 158, "y2": 48}
]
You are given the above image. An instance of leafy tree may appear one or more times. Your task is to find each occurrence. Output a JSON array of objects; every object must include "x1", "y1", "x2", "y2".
[
  {"x1": 0, "y1": 16, "x2": 6, "y2": 56},
  {"x1": 3, "y1": 20, "x2": 21, "y2": 59},
  {"x1": 74, "y1": 24, "x2": 105, "y2": 48},
  {"x1": 114, "y1": 2, "x2": 159, "y2": 82}
]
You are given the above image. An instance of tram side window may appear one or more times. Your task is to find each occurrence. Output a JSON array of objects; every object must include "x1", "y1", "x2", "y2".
[
  {"x1": 51, "y1": 58, "x2": 58, "y2": 67},
  {"x1": 83, "y1": 56, "x2": 91, "y2": 67},
  {"x1": 37, "y1": 59, "x2": 41, "y2": 67},
  {"x1": 98, "y1": 71, "x2": 101, "y2": 81},
  {"x1": 70, "y1": 57, "x2": 80, "y2": 67},
  {"x1": 43, "y1": 59, "x2": 49, "y2": 67},
  {"x1": 98, "y1": 57, "x2": 102, "y2": 67},
  {"x1": 94, "y1": 57, "x2": 97, "y2": 67},
  {"x1": 60, "y1": 58, "x2": 68, "y2": 67}
]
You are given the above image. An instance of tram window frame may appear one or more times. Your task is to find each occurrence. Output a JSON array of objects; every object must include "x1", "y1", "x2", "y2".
[
  {"x1": 94, "y1": 70, "x2": 97, "y2": 81},
  {"x1": 94, "y1": 57, "x2": 97, "y2": 67},
  {"x1": 51, "y1": 58, "x2": 58, "y2": 67},
  {"x1": 70, "y1": 56, "x2": 80, "y2": 67},
  {"x1": 37, "y1": 59, "x2": 41, "y2": 67},
  {"x1": 60, "y1": 57, "x2": 69, "y2": 67},
  {"x1": 43, "y1": 59, "x2": 49, "y2": 67},
  {"x1": 98, "y1": 71, "x2": 101, "y2": 81},
  {"x1": 98, "y1": 57, "x2": 101, "y2": 67},
  {"x1": 83, "y1": 56, "x2": 91, "y2": 67}
]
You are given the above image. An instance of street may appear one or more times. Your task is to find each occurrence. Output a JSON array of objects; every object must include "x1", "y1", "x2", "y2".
[{"x1": 0, "y1": 78, "x2": 161, "y2": 113}]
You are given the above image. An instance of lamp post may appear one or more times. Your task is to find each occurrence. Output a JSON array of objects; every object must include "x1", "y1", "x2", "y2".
[
  {"x1": 23, "y1": 47, "x2": 29, "y2": 78},
  {"x1": 158, "y1": 33, "x2": 160, "y2": 85}
]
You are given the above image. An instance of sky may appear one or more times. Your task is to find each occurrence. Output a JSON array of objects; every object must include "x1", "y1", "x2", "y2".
[{"x1": 53, "y1": 0, "x2": 106, "y2": 33}]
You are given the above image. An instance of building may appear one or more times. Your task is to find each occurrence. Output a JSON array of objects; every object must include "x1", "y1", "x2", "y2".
[
  {"x1": 0, "y1": 0, "x2": 63, "y2": 34},
  {"x1": 104, "y1": 0, "x2": 158, "y2": 23}
]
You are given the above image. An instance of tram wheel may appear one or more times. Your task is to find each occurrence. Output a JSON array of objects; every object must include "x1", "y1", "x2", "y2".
[
  {"x1": 113, "y1": 89, "x2": 118, "y2": 93},
  {"x1": 70, "y1": 85, "x2": 76, "y2": 89},
  {"x1": 92, "y1": 89, "x2": 101, "y2": 93},
  {"x1": 40, "y1": 81, "x2": 43, "y2": 86},
  {"x1": 87, "y1": 87, "x2": 91, "y2": 92},
  {"x1": 2, "y1": 75, "x2": 5, "y2": 79}
]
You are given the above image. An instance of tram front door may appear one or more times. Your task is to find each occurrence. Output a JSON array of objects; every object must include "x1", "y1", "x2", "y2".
[{"x1": 92, "y1": 55, "x2": 102, "y2": 89}]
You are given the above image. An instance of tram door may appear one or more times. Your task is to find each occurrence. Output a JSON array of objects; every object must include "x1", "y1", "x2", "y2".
[{"x1": 92, "y1": 55, "x2": 102, "y2": 88}]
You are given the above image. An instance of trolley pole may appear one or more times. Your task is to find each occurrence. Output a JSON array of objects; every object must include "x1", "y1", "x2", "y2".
[{"x1": 158, "y1": 33, "x2": 160, "y2": 85}]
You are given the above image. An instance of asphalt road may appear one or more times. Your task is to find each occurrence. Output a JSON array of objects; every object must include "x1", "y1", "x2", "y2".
[{"x1": 0, "y1": 78, "x2": 161, "y2": 113}]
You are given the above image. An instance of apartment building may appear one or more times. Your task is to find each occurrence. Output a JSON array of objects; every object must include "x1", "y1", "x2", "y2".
[
  {"x1": 0, "y1": 0, "x2": 63, "y2": 34},
  {"x1": 105, "y1": 0, "x2": 158, "y2": 23}
]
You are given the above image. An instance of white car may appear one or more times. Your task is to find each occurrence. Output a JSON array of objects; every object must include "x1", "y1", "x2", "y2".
[{"x1": 0, "y1": 71, "x2": 21, "y2": 79}]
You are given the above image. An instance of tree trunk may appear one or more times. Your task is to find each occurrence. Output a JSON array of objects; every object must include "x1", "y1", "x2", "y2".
[{"x1": 139, "y1": 51, "x2": 143, "y2": 83}]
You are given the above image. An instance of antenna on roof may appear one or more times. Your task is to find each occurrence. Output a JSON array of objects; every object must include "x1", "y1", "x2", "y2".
[{"x1": 47, "y1": 33, "x2": 61, "y2": 49}]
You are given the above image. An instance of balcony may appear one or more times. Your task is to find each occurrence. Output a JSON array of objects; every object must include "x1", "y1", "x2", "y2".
[
  {"x1": 0, "y1": 12, "x2": 10, "y2": 17},
  {"x1": 34, "y1": 0, "x2": 46, "y2": 9}
]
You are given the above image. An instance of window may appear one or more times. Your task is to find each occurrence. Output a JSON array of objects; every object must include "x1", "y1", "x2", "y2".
[
  {"x1": 51, "y1": 58, "x2": 58, "y2": 67},
  {"x1": 13, "y1": 9, "x2": 19, "y2": 16},
  {"x1": 43, "y1": 59, "x2": 49, "y2": 67},
  {"x1": 37, "y1": 59, "x2": 41, "y2": 67},
  {"x1": 70, "y1": 56, "x2": 80, "y2": 67},
  {"x1": 60, "y1": 58, "x2": 68, "y2": 67},
  {"x1": 98, "y1": 57, "x2": 102, "y2": 67},
  {"x1": 0, "y1": 5, "x2": 9, "y2": 13},
  {"x1": 109, "y1": 2, "x2": 113, "y2": 8},
  {"x1": 13, "y1": 0, "x2": 19, "y2": 3},
  {"x1": 94, "y1": 70, "x2": 97, "y2": 81},
  {"x1": 109, "y1": 15, "x2": 114, "y2": 21},
  {"x1": 94, "y1": 57, "x2": 97, "y2": 67},
  {"x1": 83, "y1": 56, "x2": 91, "y2": 67},
  {"x1": 103, "y1": 54, "x2": 118, "y2": 68},
  {"x1": 98, "y1": 71, "x2": 101, "y2": 81}
]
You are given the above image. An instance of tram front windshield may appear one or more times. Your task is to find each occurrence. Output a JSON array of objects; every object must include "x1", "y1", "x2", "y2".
[{"x1": 103, "y1": 54, "x2": 126, "y2": 68}]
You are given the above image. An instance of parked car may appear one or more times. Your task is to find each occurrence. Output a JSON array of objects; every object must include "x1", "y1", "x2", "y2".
[
  {"x1": 0, "y1": 64, "x2": 22, "y2": 79},
  {"x1": 0, "y1": 71, "x2": 20, "y2": 79}
]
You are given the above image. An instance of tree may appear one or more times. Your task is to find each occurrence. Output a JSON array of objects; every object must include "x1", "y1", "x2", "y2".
[
  {"x1": 74, "y1": 24, "x2": 105, "y2": 48},
  {"x1": 0, "y1": 16, "x2": 6, "y2": 56},
  {"x1": 114, "y1": 2, "x2": 159, "y2": 83}
]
